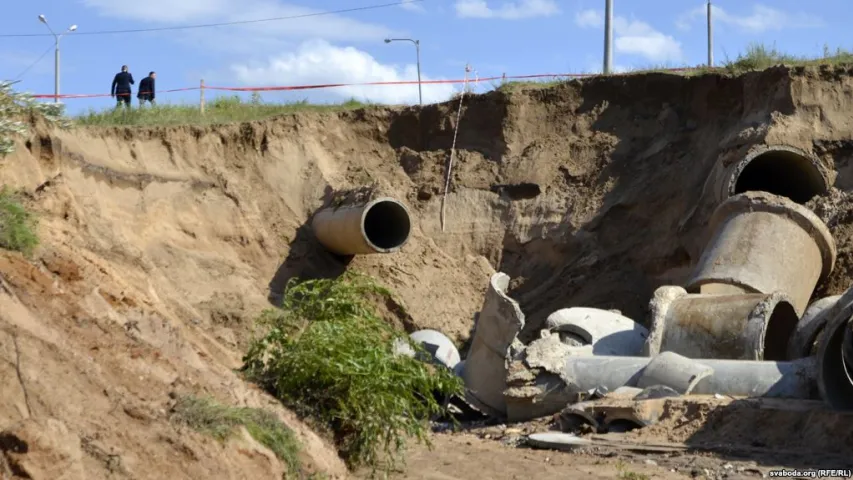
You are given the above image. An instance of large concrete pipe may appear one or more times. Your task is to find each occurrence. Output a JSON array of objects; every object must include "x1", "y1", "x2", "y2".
[
  {"x1": 686, "y1": 191, "x2": 836, "y2": 315},
  {"x1": 816, "y1": 287, "x2": 853, "y2": 410},
  {"x1": 645, "y1": 286, "x2": 798, "y2": 361},
  {"x1": 462, "y1": 272, "x2": 526, "y2": 417},
  {"x1": 311, "y1": 197, "x2": 412, "y2": 255},
  {"x1": 505, "y1": 338, "x2": 818, "y2": 422},
  {"x1": 788, "y1": 295, "x2": 842, "y2": 360},
  {"x1": 716, "y1": 145, "x2": 829, "y2": 204}
]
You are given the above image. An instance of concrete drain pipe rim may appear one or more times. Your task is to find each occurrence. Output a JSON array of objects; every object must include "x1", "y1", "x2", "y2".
[
  {"x1": 722, "y1": 144, "x2": 830, "y2": 204},
  {"x1": 708, "y1": 191, "x2": 837, "y2": 283},
  {"x1": 360, "y1": 197, "x2": 412, "y2": 253}
]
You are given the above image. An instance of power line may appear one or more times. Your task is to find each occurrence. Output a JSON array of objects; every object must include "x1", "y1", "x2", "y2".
[
  {"x1": 0, "y1": 0, "x2": 424, "y2": 38},
  {"x1": 11, "y1": 44, "x2": 54, "y2": 80}
]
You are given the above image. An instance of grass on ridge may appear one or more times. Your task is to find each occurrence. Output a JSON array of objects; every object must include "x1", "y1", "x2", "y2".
[
  {"x1": 75, "y1": 94, "x2": 372, "y2": 127},
  {"x1": 0, "y1": 186, "x2": 38, "y2": 256},
  {"x1": 497, "y1": 42, "x2": 853, "y2": 91},
  {"x1": 170, "y1": 395, "x2": 302, "y2": 476}
]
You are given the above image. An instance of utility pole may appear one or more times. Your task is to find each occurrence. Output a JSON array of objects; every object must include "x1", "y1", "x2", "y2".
[
  {"x1": 38, "y1": 15, "x2": 77, "y2": 104},
  {"x1": 604, "y1": 0, "x2": 613, "y2": 74},
  {"x1": 707, "y1": 0, "x2": 714, "y2": 67},
  {"x1": 384, "y1": 38, "x2": 422, "y2": 106}
]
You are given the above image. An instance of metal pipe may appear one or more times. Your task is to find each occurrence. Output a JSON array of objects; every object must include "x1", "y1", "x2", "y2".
[
  {"x1": 311, "y1": 197, "x2": 412, "y2": 255},
  {"x1": 603, "y1": 0, "x2": 613, "y2": 74},
  {"x1": 687, "y1": 191, "x2": 836, "y2": 316}
]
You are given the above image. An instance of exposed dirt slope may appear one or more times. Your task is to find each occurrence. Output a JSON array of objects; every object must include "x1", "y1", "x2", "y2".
[{"x1": 4, "y1": 65, "x2": 853, "y2": 478}]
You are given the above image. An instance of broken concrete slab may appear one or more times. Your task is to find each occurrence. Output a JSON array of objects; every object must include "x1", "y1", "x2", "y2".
[
  {"x1": 461, "y1": 272, "x2": 526, "y2": 417},
  {"x1": 545, "y1": 307, "x2": 649, "y2": 355}
]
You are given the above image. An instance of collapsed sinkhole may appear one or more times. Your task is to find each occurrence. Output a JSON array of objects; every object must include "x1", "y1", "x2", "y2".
[
  {"x1": 363, "y1": 200, "x2": 412, "y2": 251},
  {"x1": 733, "y1": 148, "x2": 827, "y2": 204}
]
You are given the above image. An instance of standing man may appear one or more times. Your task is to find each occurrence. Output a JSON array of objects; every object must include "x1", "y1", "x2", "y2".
[
  {"x1": 111, "y1": 65, "x2": 134, "y2": 108},
  {"x1": 138, "y1": 72, "x2": 156, "y2": 106}
]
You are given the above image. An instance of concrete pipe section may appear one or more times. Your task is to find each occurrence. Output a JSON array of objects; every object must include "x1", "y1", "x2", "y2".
[
  {"x1": 545, "y1": 307, "x2": 649, "y2": 356},
  {"x1": 311, "y1": 197, "x2": 412, "y2": 255},
  {"x1": 505, "y1": 335, "x2": 818, "y2": 422},
  {"x1": 716, "y1": 145, "x2": 829, "y2": 205},
  {"x1": 395, "y1": 329, "x2": 461, "y2": 370},
  {"x1": 788, "y1": 295, "x2": 842, "y2": 360},
  {"x1": 686, "y1": 191, "x2": 836, "y2": 316},
  {"x1": 815, "y1": 286, "x2": 853, "y2": 410},
  {"x1": 645, "y1": 286, "x2": 799, "y2": 361},
  {"x1": 461, "y1": 272, "x2": 526, "y2": 417}
]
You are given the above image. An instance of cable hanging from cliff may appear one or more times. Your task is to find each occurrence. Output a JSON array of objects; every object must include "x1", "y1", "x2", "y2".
[{"x1": 440, "y1": 64, "x2": 471, "y2": 233}]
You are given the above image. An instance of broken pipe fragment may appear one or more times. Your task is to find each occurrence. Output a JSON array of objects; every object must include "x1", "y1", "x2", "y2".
[
  {"x1": 504, "y1": 337, "x2": 817, "y2": 422},
  {"x1": 460, "y1": 272, "x2": 526, "y2": 417}
]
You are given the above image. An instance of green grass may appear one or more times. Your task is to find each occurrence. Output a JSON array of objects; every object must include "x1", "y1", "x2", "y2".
[
  {"x1": 0, "y1": 186, "x2": 38, "y2": 256},
  {"x1": 497, "y1": 42, "x2": 853, "y2": 91},
  {"x1": 75, "y1": 95, "x2": 372, "y2": 127},
  {"x1": 241, "y1": 271, "x2": 462, "y2": 472},
  {"x1": 170, "y1": 395, "x2": 302, "y2": 477}
]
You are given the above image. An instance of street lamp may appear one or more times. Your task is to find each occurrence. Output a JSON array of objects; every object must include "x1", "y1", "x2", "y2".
[
  {"x1": 384, "y1": 38, "x2": 422, "y2": 106},
  {"x1": 38, "y1": 14, "x2": 77, "y2": 104}
]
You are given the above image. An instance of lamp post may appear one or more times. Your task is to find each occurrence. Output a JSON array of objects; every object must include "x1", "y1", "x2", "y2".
[
  {"x1": 603, "y1": 0, "x2": 613, "y2": 74},
  {"x1": 384, "y1": 38, "x2": 422, "y2": 106},
  {"x1": 707, "y1": 0, "x2": 714, "y2": 67},
  {"x1": 38, "y1": 14, "x2": 77, "y2": 104}
]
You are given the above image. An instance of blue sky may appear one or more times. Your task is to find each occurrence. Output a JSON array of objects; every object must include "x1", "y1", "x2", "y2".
[{"x1": 0, "y1": 0, "x2": 845, "y2": 115}]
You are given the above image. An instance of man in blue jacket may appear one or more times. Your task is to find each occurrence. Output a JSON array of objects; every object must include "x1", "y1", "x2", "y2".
[
  {"x1": 138, "y1": 72, "x2": 156, "y2": 106},
  {"x1": 111, "y1": 65, "x2": 134, "y2": 108}
]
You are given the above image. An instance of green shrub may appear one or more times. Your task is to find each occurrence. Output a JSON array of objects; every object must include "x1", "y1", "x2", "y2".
[
  {"x1": 242, "y1": 272, "x2": 462, "y2": 470},
  {"x1": 171, "y1": 395, "x2": 301, "y2": 476},
  {"x1": 0, "y1": 187, "x2": 38, "y2": 255}
]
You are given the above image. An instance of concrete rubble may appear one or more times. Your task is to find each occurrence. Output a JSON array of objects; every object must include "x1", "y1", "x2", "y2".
[{"x1": 373, "y1": 144, "x2": 853, "y2": 438}]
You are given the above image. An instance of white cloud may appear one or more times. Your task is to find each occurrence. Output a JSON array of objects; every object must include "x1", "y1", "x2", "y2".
[
  {"x1": 81, "y1": 0, "x2": 397, "y2": 43},
  {"x1": 575, "y1": 9, "x2": 683, "y2": 63},
  {"x1": 400, "y1": 1, "x2": 426, "y2": 13},
  {"x1": 676, "y1": 3, "x2": 823, "y2": 33},
  {"x1": 454, "y1": 0, "x2": 560, "y2": 19},
  {"x1": 229, "y1": 40, "x2": 456, "y2": 105}
]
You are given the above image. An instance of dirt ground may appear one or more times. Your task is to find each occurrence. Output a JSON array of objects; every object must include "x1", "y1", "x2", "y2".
[{"x1": 4, "y1": 65, "x2": 853, "y2": 478}]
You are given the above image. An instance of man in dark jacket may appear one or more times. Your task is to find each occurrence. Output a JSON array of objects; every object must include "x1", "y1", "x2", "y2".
[
  {"x1": 138, "y1": 72, "x2": 156, "y2": 106},
  {"x1": 111, "y1": 65, "x2": 134, "y2": 108}
]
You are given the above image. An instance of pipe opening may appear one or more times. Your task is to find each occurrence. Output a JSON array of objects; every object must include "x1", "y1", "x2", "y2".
[
  {"x1": 733, "y1": 149, "x2": 827, "y2": 204},
  {"x1": 763, "y1": 300, "x2": 799, "y2": 361},
  {"x1": 363, "y1": 200, "x2": 412, "y2": 251}
]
